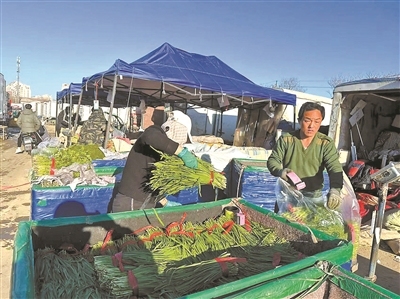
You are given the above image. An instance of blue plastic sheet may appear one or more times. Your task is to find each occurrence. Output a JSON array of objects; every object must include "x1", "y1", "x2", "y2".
[
  {"x1": 31, "y1": 184, "x2": 115, "y2": 220},
  {"x1": 92, "y1": 159, "x2": 127, "y2": 168},
  {"x1": 166, "y1": 185, "x2": 223, "y2": 205}
]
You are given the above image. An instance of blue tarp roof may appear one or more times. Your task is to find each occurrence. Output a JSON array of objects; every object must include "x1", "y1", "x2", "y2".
[
  {"x1": 56, "y1": 83, "x2": 83, "y2": 101},
  {"x1": 84, "y1": 43, "x2": 296, "y2": 110},
  {"x1": 56, "y1": 81, "x2": 136, "y2": 107}
]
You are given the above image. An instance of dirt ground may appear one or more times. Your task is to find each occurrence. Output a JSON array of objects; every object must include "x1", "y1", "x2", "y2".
[{"x1": 0, "y1": 124, "x2": 399, "y2": 298}]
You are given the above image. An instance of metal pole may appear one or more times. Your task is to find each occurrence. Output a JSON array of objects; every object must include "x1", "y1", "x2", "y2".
[
  {"x1": 104, "y1": 74, "x2": 117, "y2": 148},
  {"x1": 73, "y1": 89, "x2": 83, "y2": 132},
  {"x1": 366, "y1": 183, "x2": 388, "y2": 282}
]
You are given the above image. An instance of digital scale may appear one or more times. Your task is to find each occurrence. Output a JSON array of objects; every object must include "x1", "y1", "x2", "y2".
[{"x1": 367, "y1": 162, "x2": 400, "y2": 282}]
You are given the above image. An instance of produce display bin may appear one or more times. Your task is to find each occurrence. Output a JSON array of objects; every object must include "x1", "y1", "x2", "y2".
[
  {"x1": 166, "y1": 184, "x2": 227, "y2": 205},
  {"x1": 30, "y1": 183, "x2": 116, "y2": 220},
  {"x1": 30, "y1": 167, "x2": 123, "y2": 221},
  {"x1": 194, "y1": 261, "x2": 399, "y2": 299},
  {"x1": 227, "y1": 159, "x2": 278, "y2": 211},
  {"x1": 12, "y1": 199, "x2": 353, "y2": 299}
]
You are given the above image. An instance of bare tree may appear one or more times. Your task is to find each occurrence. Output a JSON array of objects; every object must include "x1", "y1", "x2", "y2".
[{"x1": 270, "y1": 77, "x2": 306, "y2": 92}]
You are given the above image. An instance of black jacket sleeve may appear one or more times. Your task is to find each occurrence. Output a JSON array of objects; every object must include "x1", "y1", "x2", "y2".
[{"x1": 138, "y1": 125, "x2": 179, "y2": 155}]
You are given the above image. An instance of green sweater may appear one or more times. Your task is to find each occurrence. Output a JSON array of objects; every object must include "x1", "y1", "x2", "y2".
[{"x1": 267, "y1": 130, "x2": 343, "y2": 193}]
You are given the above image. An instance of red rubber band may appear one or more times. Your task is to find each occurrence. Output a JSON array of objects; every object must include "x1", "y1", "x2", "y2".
[
  {"x1": 272, "y1": 252, "x2": 281, "y2": 267},
  {"x1": 209, "y1": 171, "x2": 214, "y2": 184},
  {"x1": 114, "y1": 252, "x2": 124, "y2": 272},
  {"x1": 215, "y1": 257, "x2": 247, "y2": 277},
  {"x1": 128, "y1": 270, "x2": 139, "y2": 296},
  {"x1": 101, "y1": 229, "x2": 114, "y2": 254},
  {"x1": 133, "y1": 225, "x2": 155, "y2": 235},
  {"x1": 50, "y1": 157, "x2": 56, "y2": 175}
]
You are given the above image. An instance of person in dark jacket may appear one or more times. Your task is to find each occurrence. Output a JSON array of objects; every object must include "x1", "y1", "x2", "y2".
[
  {"x1": 16, "y1": 104, "x2": 41, "y2": 154},
  {"x1": 56, "y1": 106, "x2": 82, "y2": 137},
  {"x1": 267, "y1": 101, "x2": 343, "y2": 210},
  {"x1": 111, "y1": 112, "x2": 197, "y2": 212}
]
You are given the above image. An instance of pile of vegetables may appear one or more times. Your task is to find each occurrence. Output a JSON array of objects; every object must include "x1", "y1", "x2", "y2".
[
  {"x1": 34, "y1": 248, "x2": 106, "y2": 299},
  {"x1": 149, "y1": 149, "x2": 226, "y2": 196},
  {"x1": 281, "y1": 205, "x2": 347, "y2": 240},
  {"x1": 32, "y1": 144, "x2": 105, "y2": 178},
  {"x1": 281, "y1": 205, "x2": 361, "y2": 261},
  {"x1": 35, "y1": 212, "x2": 302, "y2": 298}
]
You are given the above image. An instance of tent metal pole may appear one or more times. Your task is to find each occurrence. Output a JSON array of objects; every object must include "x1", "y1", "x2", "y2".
[
  {"x1": 73, "y1": 89, "x2": 83, "y2": 133},
  {"x1": 104, "y1": 74, "x2": 117, "y2": 148},
  {"x1": 55, "y1": 96, "x2": 59, "y2": 137},
  {"x1": 69, "y1": 92, "x2": 72, "y2": 130}
]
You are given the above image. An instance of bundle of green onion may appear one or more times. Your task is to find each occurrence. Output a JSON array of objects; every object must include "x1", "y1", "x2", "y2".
[
  {"x1": 160, "y1": 252, "x2": 243, "y2": 296},
  {"x1": 149, "y1": 149, "x2": 226, "y2": 196},
  {"x1": 34, "y1": 248, "x2": 105, "y2": 299}
]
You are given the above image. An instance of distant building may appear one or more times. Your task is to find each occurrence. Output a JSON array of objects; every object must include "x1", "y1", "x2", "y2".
[
  {"x1": 33, "y1": 94, "x2": 53, "y2": 101},
  {"x1": 6, "y1": 81, "x2": 31, "y2": 101}
]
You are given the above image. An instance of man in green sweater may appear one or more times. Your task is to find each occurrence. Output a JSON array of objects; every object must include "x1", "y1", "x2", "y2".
[{"x1": 267, "y1": 101, "x2": 343, "y2": 210}]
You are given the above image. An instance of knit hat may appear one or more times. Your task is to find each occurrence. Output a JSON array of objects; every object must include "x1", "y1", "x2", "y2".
[{"x1": 161, "y1": 110, "x2": 193, "y2": 145}]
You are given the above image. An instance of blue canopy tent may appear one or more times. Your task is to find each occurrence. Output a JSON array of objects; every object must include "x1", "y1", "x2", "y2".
[
  {"x1": 84, "y1": 43, "x2": 297, "y2": 146},
  {"x1": 85, "y1": 43, "x2": 296, "y2": 111},
  {"x1": 56, "y1": 82, "x2": 135, "y2": 107}
]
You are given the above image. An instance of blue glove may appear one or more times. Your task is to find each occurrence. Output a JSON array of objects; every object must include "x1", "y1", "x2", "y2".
[
  {"x1": 165, "y1": 200, "x2": 182, "y2": 207},
  {"x1": 177, "y1": 147, "x2": 198, "y2": 169}
]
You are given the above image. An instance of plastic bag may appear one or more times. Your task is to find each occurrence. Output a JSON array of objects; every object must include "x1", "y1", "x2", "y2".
[
  {"x1": 275, "y1": 173, "x2": 361, "y2": 263},
  {"x1": 275, "y1": 178, "x2": 347, "y2": 240}
]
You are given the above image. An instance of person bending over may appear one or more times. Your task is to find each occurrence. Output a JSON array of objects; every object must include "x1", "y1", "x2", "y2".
[{"x1": 111, "y1": 111, "x2": 197, "y2": 212}]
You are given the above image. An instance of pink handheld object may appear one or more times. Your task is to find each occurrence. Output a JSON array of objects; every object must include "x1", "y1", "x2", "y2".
[{"x1": 286, "y1": 172, "x2": 306, "y2": 190}]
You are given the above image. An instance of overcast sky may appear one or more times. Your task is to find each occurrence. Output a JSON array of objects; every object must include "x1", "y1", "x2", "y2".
[{"x1": 1, "y1": 0, "x2": 399, "y2": 99}]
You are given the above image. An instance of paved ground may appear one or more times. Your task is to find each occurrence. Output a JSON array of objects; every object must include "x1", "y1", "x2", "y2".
[{"x1": 0, "y1": 124, "x2": 399, "y2": 298}]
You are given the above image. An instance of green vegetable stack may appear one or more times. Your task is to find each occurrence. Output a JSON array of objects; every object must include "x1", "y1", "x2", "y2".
[
  {"x1": 149, "y1": 148, "x2": 226, "y2": 196},
  {"x1": 35, "y1": 213, "x2": 303, "y2": 298},
  {"x1": 32, "y1": 144, "x2": 105, "y2": 177},
  {"x1": 281, "y1": 206, "x2": 347, "y2": 240}
]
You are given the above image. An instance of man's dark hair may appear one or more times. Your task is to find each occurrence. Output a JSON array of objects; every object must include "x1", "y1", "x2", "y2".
[
  {"x1": 25, "y1": 104, "x2": 32, "y2": 109},
  {"x1": 298, "y1": 101, "x2": 325, "y2": 121}
]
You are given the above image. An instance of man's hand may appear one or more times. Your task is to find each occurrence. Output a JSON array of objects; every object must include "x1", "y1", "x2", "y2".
[
  {"x1": 279, "y1": 168, "x2": 293, "y2": 181},
  {"x1": 327, "y1": 188, "x2": 342, "y2": 210},
  {"x1": 177, "y1": 147, "x2": 198, "y2": 169}
]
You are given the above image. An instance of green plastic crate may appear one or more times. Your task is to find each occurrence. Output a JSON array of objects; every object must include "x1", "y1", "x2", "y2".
[
  {"x1": 203, "y1": 261, "x2": 399, "y2": 299},
  {"x1": 11, "y1": 199, "x2": 353, "y2": 298}
]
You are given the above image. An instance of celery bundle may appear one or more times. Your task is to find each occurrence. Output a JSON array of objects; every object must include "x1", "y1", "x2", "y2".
[{"x1": 149, "y1": 149, "x2": 226, "y2": 196}]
